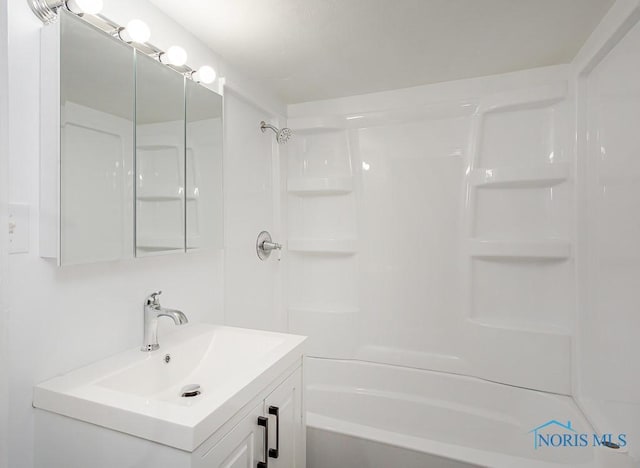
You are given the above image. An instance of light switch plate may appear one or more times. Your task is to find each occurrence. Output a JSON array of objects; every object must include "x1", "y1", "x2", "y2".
[{"x1": 9, "y1": 203, "x2": 29, "y2": 254}]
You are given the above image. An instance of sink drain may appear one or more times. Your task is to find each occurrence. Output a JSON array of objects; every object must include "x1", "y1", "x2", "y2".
[{"x1": 180, "y1": 384, "x2": 201, "y2": 398}]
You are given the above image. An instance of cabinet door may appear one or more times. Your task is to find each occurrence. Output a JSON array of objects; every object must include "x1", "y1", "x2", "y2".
[
  {"x1": 58, "y1": 10, "x2": 135, "y2": 265},
  {"x1": 199, "y1": 402, "x2": 267, "y2": 468},
  {"x1": 264, "y1": 368, "x2": 305, "y2": 468}
]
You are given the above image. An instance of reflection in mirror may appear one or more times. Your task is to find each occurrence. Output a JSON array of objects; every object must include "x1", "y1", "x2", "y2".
[
  {"x1": 135, "y1": 53, "x2": 186, "y2": 256},
  {"x1": 185, "y1": 80, "x2": 224, "y2": 251},
  {"x1": 60, "y1": 11, "x2": 134, "y2": 265}
]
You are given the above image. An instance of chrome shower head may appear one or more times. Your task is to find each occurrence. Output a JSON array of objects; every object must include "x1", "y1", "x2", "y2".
[
  {"x1": 260, "y1": 121, "x2": 293, "y2": 144},
  {"x1": 276, "y1": 127, "x2": 292, "y2": 144}
]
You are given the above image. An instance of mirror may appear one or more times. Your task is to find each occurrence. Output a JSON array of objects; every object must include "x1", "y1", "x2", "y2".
[
  {"x1": 59, "y1": 11, "x2": 134, "y2": 265},
  {"x1": 185, "y1": 80, "x2": 224, "y2": 251},
  {"x1": 135, "y1": 53, "x2": 186, "y2": 257},
  {"x1": 44, "y1": 11, "x2": 224, "y2": 265}
]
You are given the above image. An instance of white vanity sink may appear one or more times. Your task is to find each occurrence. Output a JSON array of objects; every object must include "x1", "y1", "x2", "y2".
[{"x1": 34, "y1": 324, "x2": 306, "y2": 451}]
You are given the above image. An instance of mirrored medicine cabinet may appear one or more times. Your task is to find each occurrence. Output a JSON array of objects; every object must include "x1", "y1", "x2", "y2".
[{"x1": 40, "y1": 10, "x2": 223, "y2": 266}]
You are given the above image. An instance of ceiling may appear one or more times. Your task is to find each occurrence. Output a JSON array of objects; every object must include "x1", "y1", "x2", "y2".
[{"x1": 148, "y1": 0, "x2": 614, "y2": 104}]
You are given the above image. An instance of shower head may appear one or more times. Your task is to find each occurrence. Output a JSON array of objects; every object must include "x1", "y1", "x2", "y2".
[{"x1": 260, "y1": 121, "x2": 293, "y2": 144}]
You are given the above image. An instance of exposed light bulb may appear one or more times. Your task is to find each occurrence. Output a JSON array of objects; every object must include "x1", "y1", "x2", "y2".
[
  {"x1": 66, "y1": 0, "x2": 103, "y2": 15},
  {"x1": 124, "y1": 19, "x2": 150, "y2": 43},
  {"x1": 161, "y1": 46, "x2": 188, "y2": 66},
  {"x1": 194, "y1": 65, "x2": 216, "y2": 84}
]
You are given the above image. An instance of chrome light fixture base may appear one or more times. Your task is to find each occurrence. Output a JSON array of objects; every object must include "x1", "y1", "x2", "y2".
[
  {"x1": 27, "y1": 0, "x2": 218, "y2": 86},
  {"x1": 27, "y1": 0, "x2": 65, "y2": 24}
]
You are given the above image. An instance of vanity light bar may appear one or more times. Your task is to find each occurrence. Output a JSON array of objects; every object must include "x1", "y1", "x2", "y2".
[
  {"x1": 28, "y1": 0, "x2": 102, "y2": 24},
  {"x1": 26, "y1": 0, "x2": 217, "y2": 84}
]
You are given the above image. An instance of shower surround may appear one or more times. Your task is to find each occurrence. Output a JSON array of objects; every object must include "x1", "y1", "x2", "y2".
[
  {"x1": 287, "y1": 64, "x2": 573, "y2": 393},
  {"x1": 285, "y1": 65, "x2": 577, "y2": 466},
  {"x1": 284, "y1": 2, "x2": 640, "y2": 464}
]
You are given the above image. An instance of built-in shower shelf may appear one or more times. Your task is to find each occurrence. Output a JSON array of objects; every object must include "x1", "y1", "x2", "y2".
[
  {"x1": 137, "y1": 195, "x2": 182, "y2": 202},
  {"x1": 288, "y1": 238, "x2": 357, "y2": 254},
  {"x1": 288, "y1": 306, "x2": 359, "y2": 315},
  {"x1": 288, "y1": 116, "x2": 346, "y2": 133},
  {"x1": 469, "y1": 239, "x2": 571, "y2": 260},
  {"x1": 136, "y1": 235, "x2": 200, "y2": 252},
  {"x1": 137, "y1": 144, "x2": 179, "y2": 151},
  {"x1": 468, "y1": 317, "x2": 571, "y2": 336},
  {"x1": 288, "y1": 177, "x2": 353, "y2": 195},
  {"x1": 470, "y1": 163, "x2": 570, "y2": 188},
  {"x1": 137, "y1": 192, "x2": 197, "y2": 202},
  {"x1": 136, "y1": 246, "x2": 183, "y2": 253}
]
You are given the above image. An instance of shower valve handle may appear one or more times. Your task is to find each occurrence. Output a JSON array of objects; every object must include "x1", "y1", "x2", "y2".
[
  {"x1": 261, "y1": 241, "x2": 282, "y2": 252},
  {"x1": 256, "y1": 231, "x2": 282, "y2": 261}
]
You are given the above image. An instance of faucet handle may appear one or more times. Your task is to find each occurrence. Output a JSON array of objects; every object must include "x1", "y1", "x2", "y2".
[{"x1": 145, "y1": 290, "x2": 162, "y2": 306}]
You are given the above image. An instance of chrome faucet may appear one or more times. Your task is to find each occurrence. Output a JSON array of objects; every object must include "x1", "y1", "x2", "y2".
[{"x1": 141, "y1": 291, "x2": 188, "y2": 352}]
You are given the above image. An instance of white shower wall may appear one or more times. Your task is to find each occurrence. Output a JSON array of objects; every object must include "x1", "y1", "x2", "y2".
[
  {"x1": 574, "y1": 0, "x2": 640, "y2": 459},
  {"x1": 223, "y1": 89, "x2": 286, "y2": 332},
  {"x1": 287, "y1": 66, "x2": 574, "y2": 394}
]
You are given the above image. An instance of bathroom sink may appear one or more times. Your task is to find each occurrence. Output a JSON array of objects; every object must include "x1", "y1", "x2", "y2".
[{"x1": 33, "y1": 324, "x2": 306, "y2": 451}]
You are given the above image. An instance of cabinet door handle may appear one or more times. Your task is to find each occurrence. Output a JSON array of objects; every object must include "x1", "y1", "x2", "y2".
[
  {"x1": 257, "y1": 416, "x2": 268, "y2": 468},
  {"x1": 268, "y1": 406, "x2": 280, "y2": 458}
]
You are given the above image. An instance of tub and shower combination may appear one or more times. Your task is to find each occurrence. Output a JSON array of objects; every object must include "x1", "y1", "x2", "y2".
[
  {"x1": 284, "y1": 2, "x2": 640, "y2": 466},
  {"x1": 287, "y1": 77, "x2": 601, "y2": 467},
  {"x1": 305, "y1": 359, "x2": 595, "y2": 468}
]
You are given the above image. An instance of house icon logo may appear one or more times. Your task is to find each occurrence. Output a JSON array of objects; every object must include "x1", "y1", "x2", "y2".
[
  {"x1": 529, "y1": 420, "x2": 576, "y2": 449},
  {"x1": 528, "y1": 419, "x2": 627, "y2": 449}
]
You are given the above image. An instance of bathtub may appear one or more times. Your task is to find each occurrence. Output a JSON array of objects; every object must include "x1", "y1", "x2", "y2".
[{"x1": 305, "y1": 358, "x2": 600, "y2": 468}]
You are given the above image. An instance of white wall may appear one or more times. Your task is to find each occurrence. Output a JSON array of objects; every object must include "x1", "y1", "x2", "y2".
[
  {"x1": 0, "y1": 0, "x2": 9, "y2": 466},
  {"x1": 6, "y1": 0, "x2": 284, "y2": 466},
  {"x1": 573, "y1": 0, "x2": 640, "y2": 459},
  {"x1": 223, "y1": 90, "x2": 286, "y2": 332},
  {"x1": 287, "y1": 65, "x2": 575, "y2": 395}
]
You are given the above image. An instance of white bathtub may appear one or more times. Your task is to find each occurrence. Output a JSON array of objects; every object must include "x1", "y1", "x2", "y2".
[{"x1": 305, "y1": 358, "x2": 600, "y2": 468}]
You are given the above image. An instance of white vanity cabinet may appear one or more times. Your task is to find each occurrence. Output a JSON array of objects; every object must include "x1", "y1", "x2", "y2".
[
  {"x1": 34, "y1": 324, "x2": 306, "y2": 468},
  {"x1": 264, "y1": 368, "x2": 305, "y2": 468},
  {"x1": 35, "y1": 365, "x2": 305, "y2": 468},
  {"x1": 196, "y1": 368, "x2": 304, "y2": 468}
]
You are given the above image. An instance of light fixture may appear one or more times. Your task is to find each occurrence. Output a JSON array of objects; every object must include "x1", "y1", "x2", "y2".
[
  {"x1": 160, "y1": 46, "x2": 188, "y2": 67},
  {"x1": 28, "y1": 0, "x2": 103, "y2": 22},
  {"x1": 193, "y1": 65, "x2": 217, "y2": 84},
  {"x1": 66, "y1": 0, "x2": 103, "y2": 15},
  {"x1": 27, "y1": 0, "x2": 201, "y2": 78},
  {"x1": 120, "y1": 19, "x2": 151, "y2": 44}
]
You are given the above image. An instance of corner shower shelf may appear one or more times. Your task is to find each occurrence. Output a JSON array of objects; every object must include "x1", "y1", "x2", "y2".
[
  {"x1": 469, "y1": 239, "x2": 571, "y2": 260},
  {"x1": 287, "y1": 177, "x2": 353, "y2": 195},
  {"x1": 288, "y1": 238, "x2": 357, "y2": 254},
  {"x1": 288, "y1": 116, "x2": 346, "y2": 133},
  {"x1": 469, "y1": 163, "x2": 570, "y2": 188}
]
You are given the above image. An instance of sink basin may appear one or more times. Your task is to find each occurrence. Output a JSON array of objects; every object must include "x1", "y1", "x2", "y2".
[{"x1": 33, "y1": 324, "x2": 306, "y2": 451}]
